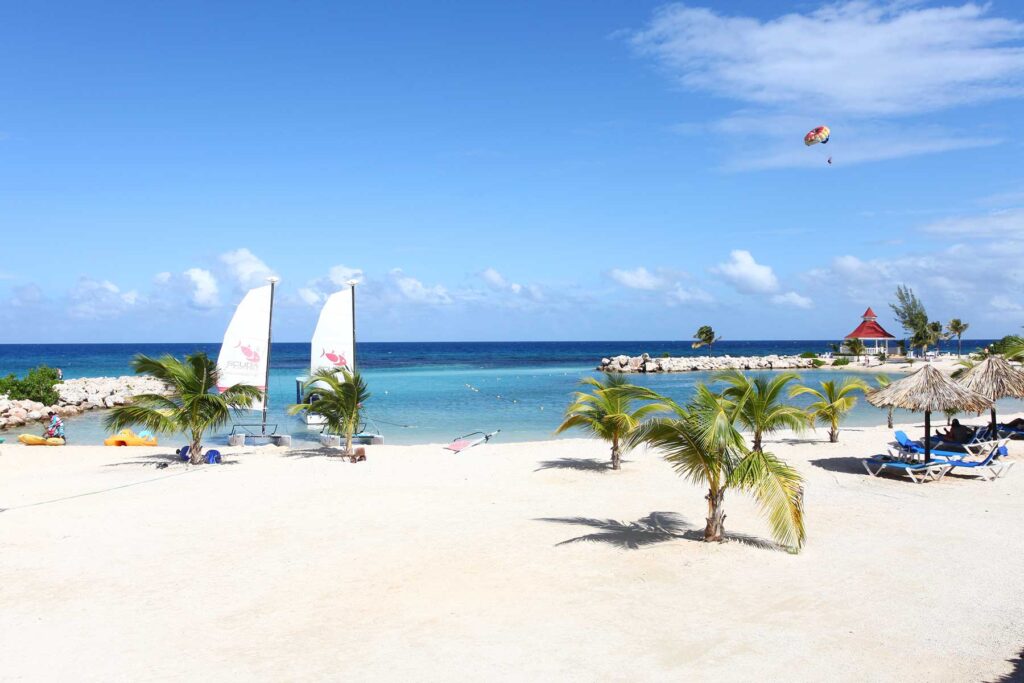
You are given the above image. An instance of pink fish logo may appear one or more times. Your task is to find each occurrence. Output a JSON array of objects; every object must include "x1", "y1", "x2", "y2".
[
  {"x1": 321, "y1": 349, "x2": 348, "y2": 368},
  {"x1": 235, "y1": 342, "x2": 261, "y2": 364}
]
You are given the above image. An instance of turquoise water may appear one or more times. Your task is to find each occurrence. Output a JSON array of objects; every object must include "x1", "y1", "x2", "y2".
[{"x1": 1, "y1": 341, "x2": 1015, "y2": 446}]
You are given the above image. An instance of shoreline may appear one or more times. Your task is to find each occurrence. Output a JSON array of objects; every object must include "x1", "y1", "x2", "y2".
[{"x1": 2, "y1": 418, "x2": 1023, "y2": 680}]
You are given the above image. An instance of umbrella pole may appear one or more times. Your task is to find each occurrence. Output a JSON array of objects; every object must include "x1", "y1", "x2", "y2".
[
  {"x1": 924, "y1": 411, "x2": 931, "y2": 463},
  {"x1": 992, "y1": 407, "x2": 998, "y2": 438}
]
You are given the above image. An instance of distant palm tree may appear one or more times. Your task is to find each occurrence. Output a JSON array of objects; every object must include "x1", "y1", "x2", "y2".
[
  {"x1": 790, "y1": 378, "x2": 869, "y2": 443},
  {"x1": 626, "y1": 384, "x2": 805, "y2": 549},
  {"x1": 105, "y1": 353, "x2": 263, "y2": 465},
  {"x1": 691, "y1": 325, "x2": 721, "y2": 356},
  {"x1": 946, "y1": 319, "x2": 969, "y2": 357},
  {"x1": 873, "y1": 374, "x2": 895, "y2": 428},
  {"x1": 555, "y1": 374, "x2": 665, "y2": 470},
  {"x1": 846, "y1": 338, "x2": 866, "y2": 362},
  {"x1": 713, "y1": 370, "x2": 810, "y2": 452},
  {"x1": 289, "y1": 368, "x2": 370, "y2": 455}
]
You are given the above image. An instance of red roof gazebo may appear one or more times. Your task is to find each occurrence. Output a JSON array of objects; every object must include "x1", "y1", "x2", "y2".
[{"x1": 845, "y1": 307, "x2": 895, "y2": 355}]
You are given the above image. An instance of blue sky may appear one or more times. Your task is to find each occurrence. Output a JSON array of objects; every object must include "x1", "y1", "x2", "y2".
[{"x1": 1, "y1": 0, "x2": 1023, "y2": 342}]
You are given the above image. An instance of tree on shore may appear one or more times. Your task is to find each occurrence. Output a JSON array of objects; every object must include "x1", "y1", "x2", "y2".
[
  {"x1": 713, "y1": 370, "x2": 810, "y2": 452},
  {"x1": 555, "y1": 373, "x2": 665, "y2": 470},
  {"x1": 790, "y1": 378, "x2": 869, "y2": 443},
  {"x1": 890, "y1": 285, "x2": 929, "y2": 353},
  {"x1": 105, "y1": 353, "x2": 263, "y2": 465},
  {"x1": 946, "y1": 319, "x2": 969, "y2": 357},
  {"x1": 289, "y1": 368, "x2": 370, "y2": 455},
  {"x1": 846, "y1": 338, "x2": 866, "y2": 362},
  {"x1": 625, "y1": 384, "x2": 805, "y2": 550},
  {"x1": 692, "y1": 325, "x2": 721, "y2": 356},
  {"x1": 872, "y1": 374, "x2": 895, "y2": 428}
]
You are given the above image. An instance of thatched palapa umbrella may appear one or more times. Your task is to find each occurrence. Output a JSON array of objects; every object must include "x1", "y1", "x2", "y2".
[
  {"x1": 867, "y1": 364, "x2": 991, "y2": 462},
  {"x1": 955, "y1": 355, "x2": 1024, "y2": 436}
]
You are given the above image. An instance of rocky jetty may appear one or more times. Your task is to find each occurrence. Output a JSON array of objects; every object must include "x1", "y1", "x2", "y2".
[
  {"x1": 0, "y1": 376, "x2": 170, "y2": 431},
  {"x1": 598, "y1": 354, "x2": 818, "y2": 374}
]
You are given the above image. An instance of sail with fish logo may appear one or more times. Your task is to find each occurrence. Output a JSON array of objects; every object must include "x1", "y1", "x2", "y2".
[
  {"x1": 216, "y1": 284, "x2": 273, "y2": 409},
  {"x1": 310, "y1": 288, "x2": 355, "y2": 377}
]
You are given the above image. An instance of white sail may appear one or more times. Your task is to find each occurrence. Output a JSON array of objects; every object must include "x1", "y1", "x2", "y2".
[
  {"x1": 216, "y1": 285, "x2": 272, "y2": 405},
  {"x1": 310, "y1": 288, "x2": 355, "y2": 376}
]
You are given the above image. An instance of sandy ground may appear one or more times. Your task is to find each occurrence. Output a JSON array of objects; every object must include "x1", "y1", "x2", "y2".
[{"x1": 2, "y1": 414, "x2": 1023, "y2": 682}]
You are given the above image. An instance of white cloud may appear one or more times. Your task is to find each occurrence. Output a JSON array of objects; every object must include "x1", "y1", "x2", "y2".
[
  {"x1": 220, "y1": 248, "x2": 276, "y2": 288},
  {"x1": 771, "y1": 291, "x2": 813, "y2": 309},
  {"x1": 327, "y1": 265, "x2": 364, "y2": 286},
  {"x1": 609, "y1": 266, "x2": 667, "y2": 291},
  {"x1": 631, "y1": 2, "x2": 1024, "y2": 117},
  {"x1": 153, "y1": 271, "x2": 172, "y2": 285},
  {"x1": 183, "y1": 268, "x2": 220, "y2": 308},
  {"x1": 481, "y1": 267, "x2": 509, "y2": 290},
  {"x1": 67, "y1": 278, "x2": 141, "y2": 319},
  {"x1": 667, "y1": 284, "x2": 714, "y2": 305},
  {"x1": 390, "y1": 269, "x2": 452, "y2": 305},
  {"x1": 712, "y1": 250, "x2": 779, "y2": 294},
  {"x1": 476, "y1": 267, "x2": 543, "y2": 303},
  {"x1": 921, "y1": 207, "x2": 1024, "y2": 236},
  {"x1": 632, "y1": 2, "x2": 1024, "y2": 169}
]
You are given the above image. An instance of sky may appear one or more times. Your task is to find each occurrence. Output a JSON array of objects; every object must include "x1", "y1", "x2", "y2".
[{"x1": 1, "y1": 0, "x2": 1023, "y2": 343}]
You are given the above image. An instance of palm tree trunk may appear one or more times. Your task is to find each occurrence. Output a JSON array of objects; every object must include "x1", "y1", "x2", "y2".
[
  {"x1": 610, "y1": 436, "x2": 621, "y2": 470},
  {"x1": 957, "y1": 336, "x2": 962, "y2": 357},
  {"x1": 704, "y1": 488, "x2": 725, "y2": 542},
  {"x1": 752, "y1": 432, "x2": 762, "y2": 452},
  {"x1": 829, "y1": 422, "x2": 839, "y2": 443},
  {"x1": 189, "y1": 437, "x2": 204, "y2": 465}
]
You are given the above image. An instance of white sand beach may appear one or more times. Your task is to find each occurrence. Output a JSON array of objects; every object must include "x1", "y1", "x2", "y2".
[{"x1": 2, "y1": 416, "x2": 1023, "y2": 681}]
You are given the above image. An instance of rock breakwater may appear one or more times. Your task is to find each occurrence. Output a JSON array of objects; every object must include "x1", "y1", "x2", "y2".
[
  {"x1": 598, "y1": 354, "x2": 818, "y2": 373},
  {"x1": 0, "y1": 376, "x2": 169, "y2": 431}
]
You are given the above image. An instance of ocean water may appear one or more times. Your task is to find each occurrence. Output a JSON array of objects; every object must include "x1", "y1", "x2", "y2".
[{"x1": 0, "y1": 340, "x2": 1014, "y2": 446}]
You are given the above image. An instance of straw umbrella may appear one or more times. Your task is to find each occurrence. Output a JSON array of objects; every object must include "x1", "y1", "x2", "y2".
[
  {"x1": 867, "y1": 364, "x2": 991, "y2": 462},
  {"x1": 955, "y1": 355, "x2": 1024, "y2": 436}
]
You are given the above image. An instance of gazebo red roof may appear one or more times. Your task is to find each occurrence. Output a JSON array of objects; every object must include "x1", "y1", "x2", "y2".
[{"x1": 845, "y1": 306, "x2": 895, "y2": 340}]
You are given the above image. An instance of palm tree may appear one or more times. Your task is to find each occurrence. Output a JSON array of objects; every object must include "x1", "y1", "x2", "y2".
[
  {"x1": 713, "y1": 370, "x2": 810, "y2": 452},
  {"x1": 846, "y1": 338, "x2": 866, "y2": 362},
  {"x1": 691, "y1": 325, "x2": 721, "y2": 356},
  {"x1": 289, "y1": 368, "x2": 370, "y2": 455},
  {"x1": 873, "y1": 374, "x2": 895, "y2": 428},
  {"x1": 947, "y1": 319, "x2": 969, "y2": 357},
  {"x1": 105, "y1": 353, "x2": 263, "y2": 465},
  {"x1": 555, "y1": 373, "x2": 665, "y2": 470},
  {"x1": 626, "y1": 384, "x2": 805, "y2": 549},
  {"x1": 790, "y1": 378, "x2": 869, "y2": 443}
]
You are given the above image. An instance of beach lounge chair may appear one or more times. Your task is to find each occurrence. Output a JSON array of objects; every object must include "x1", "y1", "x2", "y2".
[
  {"x1": 997, "y1": 423, "x2": 1024, "y2": 439},
  {"x1": 931, "y1": 443, "x2": 1013, "y2": 481},
  {"x1": 863, "y1": 455, "x2": 951, "y2": 483},
  {"x1": 891, "y1": 431, "x2": 976, "y2": 461}
]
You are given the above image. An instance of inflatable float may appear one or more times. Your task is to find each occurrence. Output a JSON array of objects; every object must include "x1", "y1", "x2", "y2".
[
  {"x1": 104, "y1": 429, "x2": 158, "y2": 447},
  {"x1": 18, "y1": 434, "x2": 66, "y2": 446}
]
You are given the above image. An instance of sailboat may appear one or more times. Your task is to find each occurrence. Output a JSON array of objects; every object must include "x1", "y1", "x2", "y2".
[
  {"x1": 216, "y1": 277, "x2": 283, "y2": 443},
  {"x1": 296, "y1": 282, "x2": 382, "y2": 443}
]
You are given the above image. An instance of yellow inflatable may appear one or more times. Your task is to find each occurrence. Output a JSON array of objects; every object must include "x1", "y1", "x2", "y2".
[
  {"x1": 19, "y1": 434, "x2": 66, "y2": 446},
  {"x1": 104, "y1": 429, "x2": 158, "y2": 447}
]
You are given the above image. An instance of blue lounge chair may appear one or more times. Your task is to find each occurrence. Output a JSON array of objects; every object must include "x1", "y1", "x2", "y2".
[
  {"x1": 931, "y1": 443, "x2": 1013, "y2": 481},
  {"x1": 892, "y1": 431, "x2": 976, "y2": 461},
  {"x1": 863, "y1": 455, "x2": 951, "y2": 483}
]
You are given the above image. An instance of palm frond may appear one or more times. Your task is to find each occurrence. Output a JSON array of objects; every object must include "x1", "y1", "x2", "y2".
[{"x1": 729, "y1": 449, "x2": 805, "y2": 549}]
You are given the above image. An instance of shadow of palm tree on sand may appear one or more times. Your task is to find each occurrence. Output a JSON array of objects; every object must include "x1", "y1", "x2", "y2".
[
  {"x1": 538, "y1": 512, "x2": 783, "y2": 551},
  {"x1": 534, "y1": 458, "x2": 628, "y2": 473},
  {"x1": 989, "y1": 646, "x2": 1024, "y2": 682}
]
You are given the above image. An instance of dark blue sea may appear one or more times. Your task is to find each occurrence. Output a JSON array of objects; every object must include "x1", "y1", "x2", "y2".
[{"x1": 0, "y1": 340, "x2": 1008, "y2": 445}]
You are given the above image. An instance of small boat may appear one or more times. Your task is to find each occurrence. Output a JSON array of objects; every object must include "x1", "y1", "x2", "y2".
[
  {"x1": 104, "y1": 429, "x2": 158, "y2": 447},
  {"x1": 18, "y1": 434, "x2": 65, "y2": 446},
  {"x1": 215, "y1": 278, "x2": 280, "y2": 441},
  {"x1": 444, "y1": 430, "x2": 500, "y2": 453}
]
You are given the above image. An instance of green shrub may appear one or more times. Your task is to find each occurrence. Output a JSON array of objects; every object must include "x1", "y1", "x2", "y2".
[
  {"x1": 832, "y1": 358, "x2": 850, "y2": 367},
  {"x1": 990, "y1": 335, "x2": 1024, "y2": 356},
  {"x1": 661, "y1": 352, "x2": 671, "y2": 358},
  {"x1": 799, "y1": 351, "x2": 817, "y2": 359},
  {"x1": 811, "y1": 359, "x2": 826, "y2": 368},
  {"x1": 0, "y1": 365, "x2": 62, "y2": 405}
]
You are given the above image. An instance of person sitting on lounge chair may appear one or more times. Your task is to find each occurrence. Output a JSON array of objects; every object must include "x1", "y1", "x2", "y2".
[{"x1": 937, "y1": 419, "x2": 973, "y2": 444}]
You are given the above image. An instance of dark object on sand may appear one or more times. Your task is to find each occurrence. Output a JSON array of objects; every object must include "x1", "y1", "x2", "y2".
[
  {"x1": 156, "y1": 462, "x2": 169, "y2": 470},
  {"x1": 348, "y1": 447, "x2": 366, "y2": 463}
]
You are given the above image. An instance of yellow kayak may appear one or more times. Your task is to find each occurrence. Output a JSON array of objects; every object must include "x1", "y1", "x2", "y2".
[
  {"x1": 104, "y1": 429, "x2": 158, "y2": 447},
  {"x1": 19, "y1": 434, "x2": 66, "y2": 446}
]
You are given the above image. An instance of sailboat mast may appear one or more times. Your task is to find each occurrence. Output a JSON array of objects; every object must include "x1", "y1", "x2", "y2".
[
  {"x1": 348, "y1": 279, "x2": 358, "y2": 372},
  {"x1": 262, "y1": 276, "x2": 279, "y2": 435}
]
